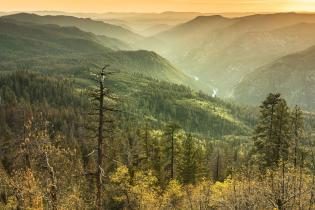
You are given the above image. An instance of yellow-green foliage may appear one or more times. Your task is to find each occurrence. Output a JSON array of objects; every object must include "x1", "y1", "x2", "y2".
[
  {"x1": 161, "y1": 180, "x2": 185, "y2": 209},
  {"x1": 177, "y1": 98, "x2": 251, "y2": 132},
  {"x1": 10, "y1": 169, "x2": 44, "y2": 210},
  {"x1": 108, "y1": 164, "x2": 315, "y2": 210},
  {"x1": 109, "y1": 165, "x2": 160, "y2": 209}
]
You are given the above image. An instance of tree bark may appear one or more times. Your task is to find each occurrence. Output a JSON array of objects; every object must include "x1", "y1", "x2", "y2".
[{"x1": 96, "y1": 74, "x2": 105, "y2": 210}]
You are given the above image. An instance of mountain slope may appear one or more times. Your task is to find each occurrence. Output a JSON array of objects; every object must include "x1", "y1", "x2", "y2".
[
  {"x1": 142, "y1": 13, "x2": 315, "y2": 97},
  {"x1": 96, "y1": 11, "x2": 255, "y2": 34},
  {"x1": 0, "y1": 18, "x2": 133, "y2": 59},
  {"x1": 140, "y1": 24, "x2": 173, "y2": 36},
  {"x1": 141, "y1": 15, "x2": 236, "y2": 62},
  {"x1": 108, "y1": 72, "x2": 255, "y2": 137},
  {"x1": 0, "y1": 19, "x2": 207, "y2": 92},
  {"x1": 0, "y1": 71, "x2": 255, "y2": 138},
  {"x1": 99, "y1": 50, "x2": 191, "y2": 83},
  {"x1": 2, "y1": 13, "x2": 142, "y2": 44},
  {"x1": 196, "y1": 22, "x2": 315, "y2": 95},
  {"x1": 234, "y1": 45, "x2": 315, "y2": 110},
  {"x1": 0, "y1": 19, "x2": 114, "y2": 59}
]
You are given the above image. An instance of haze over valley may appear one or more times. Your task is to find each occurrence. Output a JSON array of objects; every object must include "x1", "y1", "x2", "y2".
[{"x1": 3, "y1": 11, "x2": 315, "y2": 108}]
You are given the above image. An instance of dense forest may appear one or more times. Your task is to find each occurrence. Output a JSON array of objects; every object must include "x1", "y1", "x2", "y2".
[
  {"x1": 1, "y1": 11, "x2": 315, "y2": 210},
  {"x1": 0, "y1": 70, "x2": 315, "y2": 210}
]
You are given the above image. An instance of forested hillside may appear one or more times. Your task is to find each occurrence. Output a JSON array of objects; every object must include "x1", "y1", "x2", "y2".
[
  {"x1": 0, "y1": 19, "x2": 113, "y2": 58},
  {"x1": 1, "y1": 70, "x2": 315, "y2": 209},
  {"x1": 0, "y1": 71, "x2": 253, "y2": 209},
  {"x1": 0, "y1": 18, "x2": 208, "y2": 92},
  {"x1": 0, "y1": 71, "x2": 255, "y2": 140},
  {"x1": 2, "y1": 13, "x2": 142, "y2": 44},
  {"x1": 234, "y1": 44, "x2": 315, "y2": 110},
  {"x1": 1, "y1": 10, "x2": 315, "y2": 210},
  {"x1": 142, "y1": 13, "x2": 315, "y2": 97}
]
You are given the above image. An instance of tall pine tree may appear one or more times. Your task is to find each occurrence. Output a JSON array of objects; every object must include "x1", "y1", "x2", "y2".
[
  {"x1": 253, "y1": 93, "x2": 292, "y2": 169},
  {"x1": 179, "y1": 133, "x2": 197, "y2": 184}
]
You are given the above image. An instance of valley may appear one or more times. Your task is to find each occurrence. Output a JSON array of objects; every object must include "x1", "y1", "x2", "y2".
[{"x1": 1, "y1": 8, "x2": 315, "y2": 210}]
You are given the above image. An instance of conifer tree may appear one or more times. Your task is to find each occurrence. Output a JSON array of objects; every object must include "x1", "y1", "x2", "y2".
[
  {"x1": 291, "y1": 105, "x2": 304, "y2": 168},
  {"x1": 179, "y1": 133, "x2": 197, "y2": 184},
  {"x1": 163, "y1": 123, "x2": 180, "y2": 180},
  {"x1": 212, "y1": 150, "x2": 224, "y2": 181},
  {"x1": 253, "y1": 93, "x2": 292, "y2": 169}
]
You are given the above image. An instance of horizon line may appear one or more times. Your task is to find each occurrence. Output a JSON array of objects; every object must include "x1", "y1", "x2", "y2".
[{"x1": 1, "y1": 10, "x2": 315, "y2": 14}]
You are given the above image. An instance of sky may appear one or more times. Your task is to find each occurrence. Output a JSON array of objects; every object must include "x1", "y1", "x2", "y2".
[{"x1": 1, "y1": 0, "x2": 315, "y2": 13}]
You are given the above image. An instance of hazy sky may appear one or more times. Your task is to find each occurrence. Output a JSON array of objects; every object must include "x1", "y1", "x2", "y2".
[{"x1": 2, "y1": 0, "x2": 315, "y2": 13}]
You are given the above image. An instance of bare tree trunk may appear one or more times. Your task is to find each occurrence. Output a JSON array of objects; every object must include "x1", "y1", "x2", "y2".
[
  {"x1": 45, "y1": 152, "x2": 58, "y2": 210},
  {"x1": 14, "y1": 188, "x2": 24, "y2": 210},
  {"x1": 171, "y1": 131, "x2": 174, "y2": 179},
  {"x1": 268, "y1": 104, "x2": 275, "y2": 146},
  {"x1": 144, "y1": 123, "x2": 150, "y2": 165},
  {"x1": 309, "y1": 173, "x2": 315, "y2": 210},
  {"x1": 310, "y1": 148, "x2": 315, "y2": 210},
  {"x1": 293, "y1": 108, "x2": 299, "y2": 169},
  {"x1": 298, "y1": 154, "x2": 304, "y2": 210},
  {"x1": 215, "y1": 152, "x2": 220, "y2": 181},
  {"x1": 96, "y1": 73, "x2": 105, "y2": 210}
]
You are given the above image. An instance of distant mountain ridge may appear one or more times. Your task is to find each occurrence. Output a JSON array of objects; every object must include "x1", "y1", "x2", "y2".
[
  {"x1": 3, "y1": 12, "x2": 315, "y2": 109},
  {"x1": 2, "y1": 13, "x2": 142, "y2": 44},
  {"x1": 0, "y1": 18, "x2": 134, "y2": 59},
  {"x1": 141, "y1": 12, "x2": 315, "y2": 97},
  {"x1": 0, "y1": 19, "x2": 112, "y2": 58},
  {"x1": 0, "y1": 17, "x2": 208, "y2": 92}
]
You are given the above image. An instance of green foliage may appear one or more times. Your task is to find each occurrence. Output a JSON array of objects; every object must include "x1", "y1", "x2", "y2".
[
  {"x1": 179, "y1": 134, "x2": 198, "y2": 184},
  {"x1": 108, "y1": 72, "x2": 256, "y2": 138},
  {"x1": 0, "y1": 71, "x2": 86, "y2": 107},
  {"x1": 2, "y1": 13, "x2": 141, "y2": 44},
  {"x1": 0, "y1": 63, "x2": 314, "y2": 210},
  {"x1": 235, "y1": 44, "x2": 315, "y2": 111},
  {"x1": 252, "y1": 93, "x2": 292, "y2": 168},
  {"x1": 2, "y1": 12, "x2": 315, "y2": 210}
]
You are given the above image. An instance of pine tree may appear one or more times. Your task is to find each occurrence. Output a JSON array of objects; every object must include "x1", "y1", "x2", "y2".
[
  {"x1": 212, "y1": 150, "x2": 224, "y2": 181},
  {"x1": 274, "y1": 99, "x2": 291, "y2": 162},
  {"x1": 163, "y1": 123, "x2": 180, "y2": 181},
  {"x1": 291, "y1": 105, "x2": 304, "y2": 168},
  {"x1": 179, "y1": 133, "x2": 197, "y2": 184},
  {"x1": 253, "y1": 93, "x2": 292, "y2": 169}
]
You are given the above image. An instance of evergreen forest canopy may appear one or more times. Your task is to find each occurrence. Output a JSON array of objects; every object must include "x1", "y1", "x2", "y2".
[{"x1": 0, "y1": 11, "x2": 315, "y2": 210}]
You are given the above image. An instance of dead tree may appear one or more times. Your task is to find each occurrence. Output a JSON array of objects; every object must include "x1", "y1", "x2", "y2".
[
  {"x1": 87, "y1": 65, "x2": 119, "y2": 210},
  {"x1": 45, "y1": 152, "x2": 58, "y2": 210}
]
